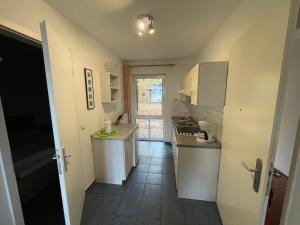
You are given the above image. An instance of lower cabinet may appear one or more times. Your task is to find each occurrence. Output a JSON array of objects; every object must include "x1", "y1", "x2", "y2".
[
  {"x1": 92, "y1": 132, "x2": 135, "y2": 185},
  {"x1": 172, "y1": 128, "x2": 220, "y2": 201},
  {"x1": 177, "y1": 146, "x2": 220, "y2": 201}
]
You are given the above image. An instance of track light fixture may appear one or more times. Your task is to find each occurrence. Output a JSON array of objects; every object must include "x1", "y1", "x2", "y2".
[{"x1": 136, "y1": 15, "x2": 155, "y2": 36}]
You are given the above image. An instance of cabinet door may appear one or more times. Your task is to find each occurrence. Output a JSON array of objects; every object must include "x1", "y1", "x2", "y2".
[
  {"x1": 198, "y1": 62, "x2": 228, "y2": 106},
  {"x1": 124, "y1": 135, "x2": 133, "y2": 178},
  {"x1": 190, "y1": 64, "x2": 199, "y2": 105}
]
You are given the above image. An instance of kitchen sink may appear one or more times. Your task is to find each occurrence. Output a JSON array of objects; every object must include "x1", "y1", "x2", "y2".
[
  {"x1": 176, "y1": 119, "x2": 197, "y2": 127},
  {"x1": 176, "y1": 126, "x2": 201, "y2": 135}
]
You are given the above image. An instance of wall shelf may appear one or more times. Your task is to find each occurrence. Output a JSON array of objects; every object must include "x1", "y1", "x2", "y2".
[{"x1": 100, "y1": 72, "x2": 120, "y2": 103}]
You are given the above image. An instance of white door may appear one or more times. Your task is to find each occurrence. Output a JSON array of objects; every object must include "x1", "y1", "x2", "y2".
[
  {"x1": 0, "y1": 99, "x2": 24, "y2": 225},
  {"x1": 216, "y1": 2, "x2": 289, "y2": 225},
  {"x1": 133, "y1": 76, "x2": 164, "y2": 141},
  {"x1": 40, "y1": 21, "x2": 84, "y2": 225}
]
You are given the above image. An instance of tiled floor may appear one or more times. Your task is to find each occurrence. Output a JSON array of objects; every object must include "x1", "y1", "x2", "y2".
[{"x1": 81, "y1": 141, "x2": 223, "y2": 225}]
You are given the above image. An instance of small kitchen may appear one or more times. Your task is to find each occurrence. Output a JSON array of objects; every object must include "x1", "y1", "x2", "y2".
[
  {"x1": 1, "y1": 1, "x2": 292, "y2": 225},
  {"x1": 90, "y1": 60, "x2": 228, "y2": 204}
]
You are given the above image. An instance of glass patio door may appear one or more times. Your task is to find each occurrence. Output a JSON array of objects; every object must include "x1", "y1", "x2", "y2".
[{"x1": 133, "y1": 76, "x2": 164, "y2": 141}]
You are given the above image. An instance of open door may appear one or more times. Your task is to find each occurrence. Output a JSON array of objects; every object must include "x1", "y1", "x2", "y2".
[
  {"x1": 40, "y1": 20, "x2": 84, "y2": 225},
  {"x1": 216, "y1": 2, "x2": 290, "y2": 225}
]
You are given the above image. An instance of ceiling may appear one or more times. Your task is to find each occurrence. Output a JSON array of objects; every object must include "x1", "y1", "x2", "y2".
[{"x1": 45, "y1": 0, "x2": 242, "y2": 61}]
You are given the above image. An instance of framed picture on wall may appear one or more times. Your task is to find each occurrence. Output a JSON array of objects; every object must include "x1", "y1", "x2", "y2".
[{"x1": 84, "y1": 68, "x2": 95, "y2": 110}]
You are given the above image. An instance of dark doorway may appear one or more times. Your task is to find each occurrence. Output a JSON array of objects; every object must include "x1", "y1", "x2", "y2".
[{"x1": 0, "y1": 29, "x2": 65, "y2": 225}]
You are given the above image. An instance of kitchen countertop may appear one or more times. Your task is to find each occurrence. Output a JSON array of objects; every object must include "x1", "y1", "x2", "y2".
[
  {"x1": 172, "y1": 117, "x2": 221, "y2": 149},
  {"x1": 91, "y1": 123, "x2": 138, "y2": 140}
]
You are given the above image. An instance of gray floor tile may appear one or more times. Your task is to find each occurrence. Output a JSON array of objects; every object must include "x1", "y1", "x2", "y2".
[
  {"x1": 124, "y1": 183, "x2": 144, "y2": 197},
  {"x1": 146, "y1": 173, "x2": 163, "y2": 185},
  {"x1": 161, "y1": 221, "x2": 185, "y2": 225},
  {"x1": 162, "y1": 200, "x2": 185, "y2": 223},
  {"x1": 205, "y1": 204, "x2": 222, "y2": 225},
  {"x1": 149, "y1": 164, "x2": 163, "y2": 174},
  {"x1": 151, "y1": 157, "x2": 164, "y2": 165},
  {"x1": 163, "y1": 158, "x2": 174, "y2": 165},
  {"x1": 162, "y1": 186, "x2": 178, "y2": 200},
  {"x1": 142, "y1": 184, "x2": 162, "y2": 200},
  {"x1": 184, "y1": 203, "x2": 208, "y2": 225},
  {"x1": 152, "y1": 152, "x2": 164, "y2": 157},
  {"x1": 137, "y1": 198, "x2": 161, "y2": 221},
  {"x1": 81, "y1": 141, "x2": 223, "y2": 225},
  {"x1": 127, "y1": 172, "x2": 148, "y2": 184},
  {"x1": 163, "y1": 174, "x2": 176, "y2": 187},
  {"x1": 110, "y1": 216, "x2": 136, "y2": 225},
  {"x1": 163, "y1": 165, "x2": 175, "y2": 175},
  {"x1": 139, "y1": 157, "x2": 151, "y2": 164},
  {"x1": 93, "y1": 195, "x2": 122, "y2": 215},
  {"x1": 86, "y1": 182, "x2": 124, "y2": 196},
  {"x1": 81, "y1": 213, "x2": 113, "y2": 225},
  {"x1": 135, "y1": 163, "x2": 150, "y2": 172},
  {"x1": 161, "y1": 220, "x2": 187, "y2": 225},
  {"x1": 136, "y1": 218, "x2": 161, "y2": 225},
  {"x1": 116, "y1": 197, "x2": 141, "y2": 217}
]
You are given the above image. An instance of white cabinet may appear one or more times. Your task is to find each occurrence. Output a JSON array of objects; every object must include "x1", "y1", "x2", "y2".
[
  {"x1": 172, "y1": 128, "x2": 220, "y2": 201},
  {"x1": 183, "y1": 63, "x2": 199, "y2": 105},
  {"x1": 100, "y1": 72, "x2": 119, "y2": 103},
  {"x1": 182, "y1": 62, "x2": 228, "y2": 106},
  {"x1": 124, "y1": 136, "x2": 133, "y2": 178},
  {"x1": 197, "y1": 62, "x2": 228, "y2": 106},
  {"x1": 92, "y1": 131, "x2": 136, "y2": 185}
]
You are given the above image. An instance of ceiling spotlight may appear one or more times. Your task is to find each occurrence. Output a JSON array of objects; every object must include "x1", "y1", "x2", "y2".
[
  {"x1": 136, "y1": 15, "x2": 155, "y2": 36},
  {"x1": 149, "y1": 20, "x2": 155, "y2": 34}
]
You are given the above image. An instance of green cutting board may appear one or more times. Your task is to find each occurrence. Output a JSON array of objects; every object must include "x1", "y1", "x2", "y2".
[{"x1": 95, "y1": 128, "x2": 118, "y2": 138}]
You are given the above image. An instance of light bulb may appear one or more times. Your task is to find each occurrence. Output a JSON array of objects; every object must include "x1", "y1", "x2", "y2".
[
  {"x1": 149, "y1": 28, "x2": 155, "y2": 34},
  {"x1": 138, "y1": 21, "x2": 145, "y2": 30},
  {"x1": 138, "y1": 31, "x2": 143, "y2": 36}
]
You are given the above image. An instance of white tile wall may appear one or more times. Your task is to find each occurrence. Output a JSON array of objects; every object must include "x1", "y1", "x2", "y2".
[{"x1": 191, "y1": 105, "x2": 224, "y2": 141}]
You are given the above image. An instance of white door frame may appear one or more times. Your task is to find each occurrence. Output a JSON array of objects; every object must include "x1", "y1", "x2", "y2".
[
  {"x1": 132, "y1": 74, "x2": 165, "y2": 141},
  {"x1": 0, "y1": 99, "x2": 25, "y2": 225}
]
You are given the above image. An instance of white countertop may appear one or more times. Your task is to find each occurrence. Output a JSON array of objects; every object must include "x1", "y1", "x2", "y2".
[{"x1": 91, "y1": 123, "x2": 138, "y2": 140}]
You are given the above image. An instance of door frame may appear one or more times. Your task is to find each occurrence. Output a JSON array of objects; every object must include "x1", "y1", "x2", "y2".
[
  {"x1": 0, "y1": 99, "x2": 24, "y2": 225},
  {"x1": 0, "y1": 24, "x2": 69, "y2": 225},
  {"x1": 132, "y1": 74, "x2": 165, "y2": 141},
  {"x1": 0, "y1": 25, "x2": 42, "y2": 225}
]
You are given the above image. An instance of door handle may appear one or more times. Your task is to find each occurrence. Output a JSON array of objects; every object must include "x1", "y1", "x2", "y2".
[
  {"x1": 241, "y1": 161, "x2": 260, "y2": 173},
  {"x1": 63, "y1": 148, "x2": 72, "y2": 172},
  {"x1": 241, "y1": 158, "x2": 263, "y2": 193}
]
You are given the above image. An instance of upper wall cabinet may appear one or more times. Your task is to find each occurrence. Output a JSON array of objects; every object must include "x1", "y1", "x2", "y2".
[
  {"x1": 100, "y1": 72, "x2": 119, "y2": 103},
  {"x1": 197, "y1": 62, "x2": 228, "y2": 107},
  {"x1": 182, "y1": 61, "x2": 228, "y2": 107},
  {"x1": 183, "y1": 63, "x2": 199, "y2": 105}
]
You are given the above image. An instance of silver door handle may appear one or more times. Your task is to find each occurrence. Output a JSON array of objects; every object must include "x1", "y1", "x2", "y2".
[
  {"x1": 63, "y1": 148, "x2": 72, "y2": 172},
  {"x1": 241, "y1": 161, "x2": 259, "y2": 173},
  {"x1": 241, "y1": 158, "x2": 263, "y2": 193}
]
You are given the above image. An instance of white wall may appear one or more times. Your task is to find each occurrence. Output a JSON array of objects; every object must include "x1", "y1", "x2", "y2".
[
  {"x1": 128, "y1": 59, "x2": 195, "y2": 142},
  {"x1": 191, "y1": 0, "x2": 297, "y2": 145},
  {"x1": 191, "y1": 0, "x2": 289, "y2": 142},
  {"x1": 0, "y1": 0, "x2": 124, "y2": 188}
]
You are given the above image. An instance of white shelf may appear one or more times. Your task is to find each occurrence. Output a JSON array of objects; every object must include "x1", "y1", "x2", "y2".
[{"x1": 100, "y1": 72, "x2": 120, "y2": 103}]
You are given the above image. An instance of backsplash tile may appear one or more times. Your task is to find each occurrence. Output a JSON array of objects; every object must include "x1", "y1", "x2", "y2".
[{"x1": 191, "y1": 105, "x2": 224, "y2": 141}]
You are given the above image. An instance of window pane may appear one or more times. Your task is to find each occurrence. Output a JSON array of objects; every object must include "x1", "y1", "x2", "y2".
[
  {"x1": 137, "y1": 78, "x2": 162, "y2": 116},
  {"x1": 150, "y1": 119, "x2": 163, "y2": 140},
  {"x1": 136, "y1": 119, "x2": 149, "y2": 139}
]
